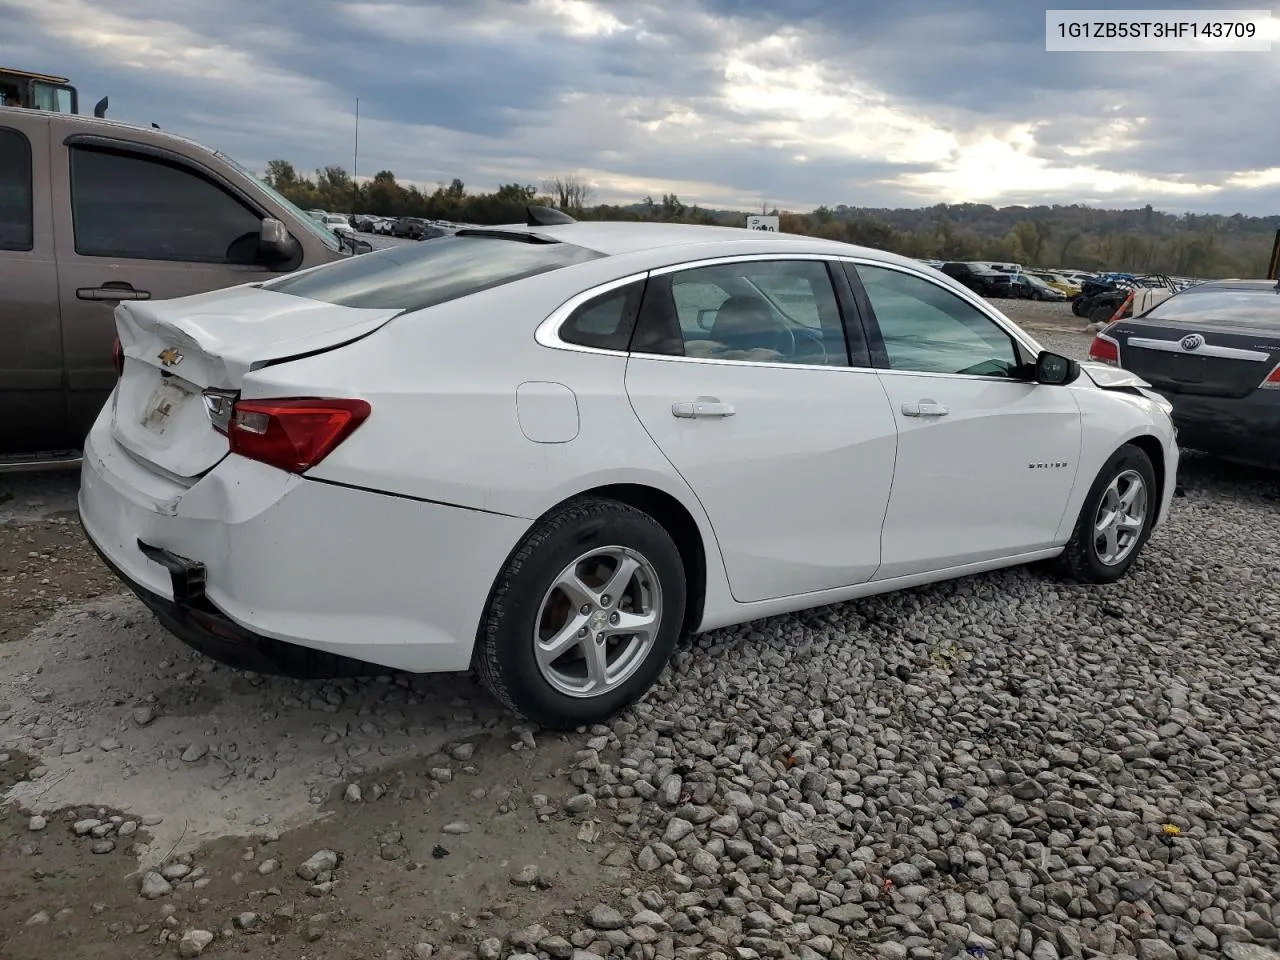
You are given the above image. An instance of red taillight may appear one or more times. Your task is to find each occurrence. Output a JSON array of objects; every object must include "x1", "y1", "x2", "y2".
[
  {"x1": 112, "y1": 337, "x2": 124, "y2": 377},
  {"x1": 223, "y1": 398, "x2": 371, "y2": 474},
  {"x1": 1261, "y1": 362, "x2": 1280, "y2": 390},
  {"x1": 1088, "y1": 331, "x2": 1120, "y2": 365}
]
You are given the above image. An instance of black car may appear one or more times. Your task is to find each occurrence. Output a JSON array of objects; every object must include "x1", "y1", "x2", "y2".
[
  {"x1": 1090, "y1": 279, "x2": 1280, "y2": 467},
  {"x1": 938, "y1": 262, "x2": 1006, "y2": 297}
]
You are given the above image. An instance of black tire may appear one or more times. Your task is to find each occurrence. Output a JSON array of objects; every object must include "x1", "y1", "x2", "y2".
[
  {"x1": 473, "y1": 497, "x2": 686, "y2": 730},
  {"x1": 1090, "y1": 302, "x2": 1120, "y2": 325},
  {"x1": 1058, "y1": 444, "x2": 1158, "y2": 583}
]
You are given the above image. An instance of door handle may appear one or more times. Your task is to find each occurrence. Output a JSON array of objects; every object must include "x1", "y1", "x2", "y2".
[
  {"x1": 672, "y1": 396, "x2": 736, "y2": 419},
  {"x1": 901, "y1": 400, "x2": 948, "y2": 418},
  {"x1": 77, "y1": 282, "x2": 151, "y2": 302}
]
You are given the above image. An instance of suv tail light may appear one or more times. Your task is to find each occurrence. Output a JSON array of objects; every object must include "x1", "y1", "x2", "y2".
[
  {"x1": 1088, "y1": 330, "x2": 1120, "y2": 365},
  {"x1": 112, "y1": 337, "x2": 124, "y2": 377},
  {"x1": 1260, "y1": 362, "x2": 1280, "y2": 390},
  {"x1": 215, "y1": 398, "x2": 371, "y2": 474}
]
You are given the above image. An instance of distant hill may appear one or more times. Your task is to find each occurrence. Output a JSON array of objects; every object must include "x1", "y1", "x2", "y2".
[{"x1": 263, "y1": 158, "x2": 1277, "y2": 279}]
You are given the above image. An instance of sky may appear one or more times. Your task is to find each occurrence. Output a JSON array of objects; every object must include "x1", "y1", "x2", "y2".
[{"x1": 4, "y1": 0, "x2": 1279, "y2": 215}]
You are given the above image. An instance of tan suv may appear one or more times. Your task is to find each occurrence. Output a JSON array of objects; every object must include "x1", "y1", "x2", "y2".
[{"x1": 0, "y1": 106, "x2": 370, "y2": 470}]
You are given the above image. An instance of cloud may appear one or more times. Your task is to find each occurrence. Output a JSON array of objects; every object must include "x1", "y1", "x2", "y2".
[{"x1": 1, "y1": 0, "x2": 1276, "y2": 214}]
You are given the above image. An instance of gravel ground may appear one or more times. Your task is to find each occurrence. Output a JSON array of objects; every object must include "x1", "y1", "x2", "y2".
[{"x1": 4, "y1": 324, "x2": 1280, "y2": 960}]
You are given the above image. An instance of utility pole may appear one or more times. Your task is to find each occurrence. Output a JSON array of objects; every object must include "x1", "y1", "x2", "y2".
[{"x1": 353, "y1": 97, "x2": 360, "y2": 212}]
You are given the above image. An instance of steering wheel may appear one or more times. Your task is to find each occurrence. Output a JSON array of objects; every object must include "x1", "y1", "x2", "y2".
[
  {"x1": 765, "y1": 310, "x2": 796, "y2": 359},
  {"x1": 791, "y1": 325, "x2": 827, "y2": 362}
]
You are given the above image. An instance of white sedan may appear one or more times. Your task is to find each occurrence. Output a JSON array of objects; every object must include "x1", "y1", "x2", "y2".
[
  {"x1": 78, "y1": 211, "x2": 1179, "y2": 728},
  {"x1": 319, "y1": 213, "x2": 354, "y2": 236}
]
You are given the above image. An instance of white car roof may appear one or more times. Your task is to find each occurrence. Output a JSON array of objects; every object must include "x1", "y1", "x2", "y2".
[{"x1": 474, "y1": 220, "x2": 925, "y2": 270}]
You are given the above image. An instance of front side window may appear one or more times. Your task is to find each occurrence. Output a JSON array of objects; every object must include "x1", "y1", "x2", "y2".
[
  {"x1": 264, "y1": 234, "x2": 603, "y2": 312},
  {"x1": 856, "y1": 263, "x2": 1021, "y2": 378},
  {"x1": 70, "y1": 146, "x2": 264, "y2": 263},
  {"x1": 0, "y1": 127, "x2": 32, "y2": 251},
  {"x1": 632, "y1": 259, "x2": 849, "y2": 367}
]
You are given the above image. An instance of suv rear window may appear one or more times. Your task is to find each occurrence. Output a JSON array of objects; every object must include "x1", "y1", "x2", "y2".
[{"x1": 264, "y1": 234, "x2": 603, "y2": 312}]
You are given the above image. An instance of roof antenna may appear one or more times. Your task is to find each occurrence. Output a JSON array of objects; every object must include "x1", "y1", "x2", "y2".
[{"x1": 526, "y1": 204, "x2": 576, "y2": 227}]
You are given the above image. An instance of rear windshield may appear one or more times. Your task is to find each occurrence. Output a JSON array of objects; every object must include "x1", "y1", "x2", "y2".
[
  {"x1": 262, "y1": 234, "x2": 604, "y2": 312},
  {"x1": 1144, "y1": 286, "x2": 1280, "y2": 326}
]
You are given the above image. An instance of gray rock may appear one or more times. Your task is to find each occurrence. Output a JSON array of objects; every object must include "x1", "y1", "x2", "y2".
[
  {"x1": 180, "y1": 743, "x2": 208, "y2": 762},
  {"x1": 139, "y1": 872, "x2": 172, "y2": 899},
  {"x1": 132, "y1": 705, "x2": 156, "y2": 726},
  {"x1": 1120, "y1": 876, "x2": 1158, "y2": 901},
  {"x1": 235, "y1": 912, "x2": 257, "y2": 930},
  {"x1": 440, "y1": 821, "x2": 471, "y2": 835},
  {"x1": 566, "y1": 793, "x2": 597, "y2": 817},
  {"x1": 510, "y1": 923, "x2": 550, "y2": 948},
  {"x1": 589, "y1": 904, "x2": 626, "y2": 930},
  {"x1": 178, "y1": 930, "x2": 214, "y2": 957},
  {"x1": 296, "y1": 849, "x2": 338, "y2": 881},
  {"x1": 887, "y1": 862, "x2": 922, "y2": 886},
  {"x1": 511, "y1": 863, "x2": 543, "y2": 886},
  {"x1": 28, "y1": 815, "x2": 47, "y2": 831},
  {"x1": 663, "y1": 817, "x2": 695, "y2": 844},
  {"x1": 1135, "y1": 940, "x2": 1178, "y2": 960}
]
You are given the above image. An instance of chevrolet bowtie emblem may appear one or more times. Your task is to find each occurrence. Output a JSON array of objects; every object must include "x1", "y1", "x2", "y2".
[{"x1": 157, "y1": 347, "x2": 184, "y2": 367}]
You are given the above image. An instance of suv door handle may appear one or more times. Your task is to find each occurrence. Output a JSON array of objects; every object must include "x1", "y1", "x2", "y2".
[
  {"x1": 672, "y1": 397, "x2": 736, "y2": 419},
  {"x1": 77, "y1": 282, "x2": 151, "y2": 301},
  {"x1": 902, "y1": 400, "x2": 948, "y2": 418}
]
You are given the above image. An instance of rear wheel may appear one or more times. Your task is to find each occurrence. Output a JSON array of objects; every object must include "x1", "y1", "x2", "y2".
[
  {"x1": 473, "y1": 497, "x2": 685, "y2": 729},
  {"x1": 1090, "y1": 302, "x2": 1120, "y2": 325},
  {"x1": 1059, "y1": 444, "x2": 1158, "y2": 583}
]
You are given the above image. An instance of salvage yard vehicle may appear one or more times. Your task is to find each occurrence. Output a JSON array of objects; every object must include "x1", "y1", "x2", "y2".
[
  {"x1": 1089, "y1": 279, "x2": 1280, "y2": 468},
  {"x1": 1074, "y1": 273, "x2": 1182, "y2": 325},
  {"x1": 79, "y1": 210, "x2": 1179, "y2": 728},
  {"x1": 0, "y1": 104, "x2": 373, "y2": 470},
  {"x1": 0, "y1": 66, "x2": 79, "y2": 113}
]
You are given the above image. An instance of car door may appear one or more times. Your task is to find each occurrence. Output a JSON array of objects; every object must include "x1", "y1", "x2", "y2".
[
  {"x1": 845, "y1": 260, "x2": 1081, "y2": 580},
  {"x1": 51, "y1": 136, "x2": 277, "y2": 445},
  {"x1": 0, "y1": 114, "x2": 68, "y2": 459},
  {"x1": 624, "y1": 255, "x2": 898, "y2": 603}
]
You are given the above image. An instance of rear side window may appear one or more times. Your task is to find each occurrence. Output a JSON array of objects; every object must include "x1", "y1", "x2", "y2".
[
  {"x1": 558, "y1": 281, "x2": 645, "y2": 352},
  {"x1": 70, "y1": 146, "x2": 264, "y2": 262},
  {"x1": 264, "y1": 235, "x2": 604, "y2": 312},
  {"x1": 0, "y1": 127, "x2": 32, "y2": 251},
  {"x1": 1145, "y1": 287, "x2": 1280, "y2": 326}
]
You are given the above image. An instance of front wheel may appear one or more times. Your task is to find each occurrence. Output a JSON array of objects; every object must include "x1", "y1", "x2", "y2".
[
  {"x1": 473, "y1": 497, "x2": 686, "y2": 729},
  {"x1": 1058, "y1": 444, "x2": 1158, "y2": 583}
]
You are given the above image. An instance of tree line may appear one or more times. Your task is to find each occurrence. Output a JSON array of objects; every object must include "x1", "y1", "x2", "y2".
[{"x1": 261, "y1": 160, "x2": 1277, "y2": 279}]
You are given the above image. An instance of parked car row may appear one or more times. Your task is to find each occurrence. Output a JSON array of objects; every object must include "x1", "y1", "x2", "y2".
[
  {"x1": 347, "y1": 213, "x2": 467, "y2": 239},
  {"x1": 928, "y1": 262, "x2": 1069, "y2": 301},
  {"x1": 918, "y1": 260, "x2": 1211, "y2": 315}
]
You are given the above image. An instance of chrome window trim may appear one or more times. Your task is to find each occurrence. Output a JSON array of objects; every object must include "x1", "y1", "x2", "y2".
[
  {"x1": 533, "y1": 271, "x2": 649, "y2": 356},
  {"x1": 1127, "y1": 337, "x2": 1270, "y2": 362},
  {"x1": 533, "y1": 251, "x2": 1047, "y2": 383}
]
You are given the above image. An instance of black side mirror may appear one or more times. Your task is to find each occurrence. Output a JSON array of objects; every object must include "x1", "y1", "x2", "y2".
[{"x1": 1035, "y1": 350, "x2": 1080, "y2": 385}]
